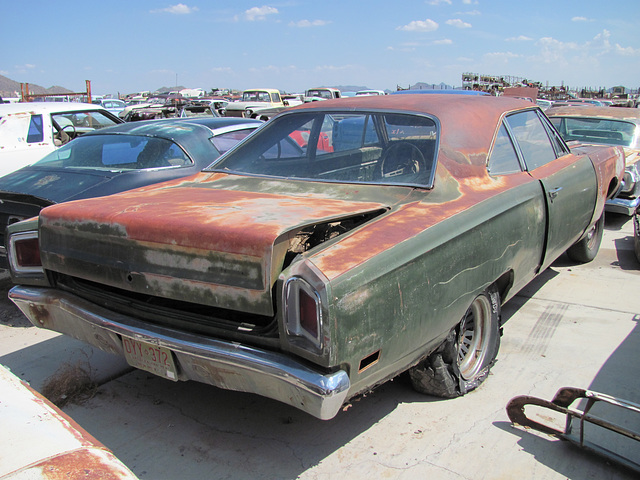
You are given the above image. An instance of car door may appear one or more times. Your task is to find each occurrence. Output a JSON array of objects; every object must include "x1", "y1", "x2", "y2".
[{"x1": 505, "y1": 109, "x2": 597, "y2": 269}]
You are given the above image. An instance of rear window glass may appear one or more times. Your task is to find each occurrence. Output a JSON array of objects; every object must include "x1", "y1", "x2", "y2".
[
  {"x1": 548, "y1": 116, "x2": 637, "y2": 148},
  {"x1": 33, "y1": 134, "x2": 192, "y2": 170},
  {"x1": 210, "y1": 111, "x2": 437, "y2": 188}
]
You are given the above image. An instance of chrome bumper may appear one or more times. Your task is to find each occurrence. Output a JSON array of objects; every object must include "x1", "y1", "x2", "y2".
[
  {"x1": 9, "y1": 286, "x2": 350, "y2": 420},
  {"x1": 605, "y1": 195, "x2": 640, "y2": 216}
]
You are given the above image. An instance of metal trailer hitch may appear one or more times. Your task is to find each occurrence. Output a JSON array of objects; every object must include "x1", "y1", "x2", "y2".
[{"x1": 506, "y1": 387, "x2": 640, "y2": 474}]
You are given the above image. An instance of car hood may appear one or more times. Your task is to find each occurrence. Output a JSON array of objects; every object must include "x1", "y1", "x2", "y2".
[
  {"x1": 38, "y1": 173, "x2": 402, "y2": 316},
  {"x1": 0, "y1": 168, "x2": 115, "y2": 204}
]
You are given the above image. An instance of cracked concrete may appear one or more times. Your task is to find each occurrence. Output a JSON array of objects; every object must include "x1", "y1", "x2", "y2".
[{"x1": 1, "y1": 213, "x2": 638, "y2": 479}]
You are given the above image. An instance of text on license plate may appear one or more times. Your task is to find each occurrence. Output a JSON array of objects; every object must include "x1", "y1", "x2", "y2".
[{"x1": 122, "y1": 337, "x2": 178, "y2": 381}]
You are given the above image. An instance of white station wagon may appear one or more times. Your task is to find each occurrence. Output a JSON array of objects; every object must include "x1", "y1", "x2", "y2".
[{"x1": 0, "y1": 102, "x2": 123, "y2": 178}]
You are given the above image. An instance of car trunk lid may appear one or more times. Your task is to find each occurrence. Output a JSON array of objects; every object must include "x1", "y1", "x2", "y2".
[{"x1": 38, "y1": 177, "x2": 390, "y2": 316}]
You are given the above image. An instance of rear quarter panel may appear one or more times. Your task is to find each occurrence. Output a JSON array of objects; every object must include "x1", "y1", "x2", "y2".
[{"x1": 308, "y1": 173, "x2": 546, "y2": 395}]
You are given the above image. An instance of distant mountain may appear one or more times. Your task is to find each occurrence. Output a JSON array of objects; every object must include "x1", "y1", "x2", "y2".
[
  {"x1": 331, "y1": 85, "x2": 370, "y2": 93},
  {"x1": 0, "y1": 74, "x2": 74, "y2": 99},
  {"x1": 404, "y1": 82, "x2": 456, "y2": 91}
]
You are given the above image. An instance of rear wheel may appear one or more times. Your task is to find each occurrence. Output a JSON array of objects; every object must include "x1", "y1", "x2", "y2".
[
  {"x1": 409, "y1": 286, "x2": 501, "y2": 398},
  {"x1": 566, "y1": 214, "x2": 604, "y2": 263}
]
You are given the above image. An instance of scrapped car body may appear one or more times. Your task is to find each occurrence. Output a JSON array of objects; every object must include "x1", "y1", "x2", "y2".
[
  {"x1": 0, "y1": 364, "x2": 139, "y2": 479},
  {"x1": 0, "y1": 117, "x2": 261, "y2": 268},
  {"x1": 7, "y1": 95, "x2": 624, "y2": 420},
  {"x1": 0, "y1": 102, "x2": 123, "y2": 178},
  {"x1": 304, "y1": 88, "x2": 342, "y2": 102},
  {"x1": 547, "y1": 106, "x2": 640, "y2": 215},
  {"x1": 224, "y1": 89, "x2": 285, "y2": 118},
  {"x1": 92, "y1": 98, "x2": 127, "y2": 116}
]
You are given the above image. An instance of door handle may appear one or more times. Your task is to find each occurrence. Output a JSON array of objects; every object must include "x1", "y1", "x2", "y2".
[{"x1": 548, "y1": 187, "x2": 562, "y2": 201}]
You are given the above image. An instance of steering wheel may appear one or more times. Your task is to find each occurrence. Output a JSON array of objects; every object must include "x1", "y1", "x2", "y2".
[
  {"x1": 61, "y1": 124, "x2": 77, "y2": 142},
  {"x1": 378, "y1": 142, "x2": 426, "y2": 179}
]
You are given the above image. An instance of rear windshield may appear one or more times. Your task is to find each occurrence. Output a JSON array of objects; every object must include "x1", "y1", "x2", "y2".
[
  {"x1": 549, "y1": 116, "x2": 638, "y2": 148},
  {"x1": 209, "y1": 111, "x2": 437, "y2": 188},
  {"x1": 33, "y1": 134, "x2": 192, "y2": 170}
]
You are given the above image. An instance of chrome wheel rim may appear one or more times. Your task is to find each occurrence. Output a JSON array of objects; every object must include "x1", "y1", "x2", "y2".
[
  {"x1": 457, "y1": 295, "x2": 492, "y2": 380},
  {"x1": 584, "y1": 222, "x2": 599, "y2": 250}
]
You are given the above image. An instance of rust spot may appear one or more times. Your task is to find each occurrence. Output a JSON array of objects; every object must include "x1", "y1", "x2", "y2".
[
  {"x1": 31, "y1": 448, "x2": 135, "y2": 480},
  {"x1": 29, "y1": 303, "x2": 51, "y2": 326}
]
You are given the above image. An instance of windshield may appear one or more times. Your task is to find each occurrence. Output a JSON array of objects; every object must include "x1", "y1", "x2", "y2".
[
  {"x1": 549, "y1": 116, "x2": 639, "y2": 148},
  {"x1": 242, "y1": 91, "x2": 272, "y2": 102},
  {"x1": 209, "y1": 111, "x2": 437, "y2": 188},
  {"x1": 34, "y1": 134, "x2": 192, "y2": 170},
  {"x1": 306, "y1": 90, "x2": 333, "y2": 99},
  {"x1": 51, "y1": 110, "x2": 120, "y2": 132}
]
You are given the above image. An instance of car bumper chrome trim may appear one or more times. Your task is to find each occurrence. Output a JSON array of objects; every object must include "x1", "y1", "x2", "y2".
[
  {"x1": 605, "y1": 196, "x2": 640, "y2": 216},
  {"x1": 9, "y1": 286, "x2": 350, "y2": 420}
]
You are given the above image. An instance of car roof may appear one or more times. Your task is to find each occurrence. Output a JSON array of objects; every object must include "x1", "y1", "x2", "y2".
[
  {"x1": 546, "y1": 106, "x2": 640, "y2": 122},
  {"x1": 77, "y1": 118, "x2": 261, "y2": 155},
  {"x1": 243, "y1": 88, "x2": 280, "y2": 94},
  {"x1": 0, "y1": 102, "x2": 110, "y2": 115},
  {"x1": 286, "y1": 94, "x2": 536, "y2": 166},
  {"x1": 391, "y1": 89, "x2": 489, "y2": 96},
  {"x1": 168, "y1": 117, "x2": 263, "y2": 129}
]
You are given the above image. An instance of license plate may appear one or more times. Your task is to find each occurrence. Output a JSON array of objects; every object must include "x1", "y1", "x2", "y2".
[{"x1": 122, "y1": 337, "x2": 178, "y2": 381}]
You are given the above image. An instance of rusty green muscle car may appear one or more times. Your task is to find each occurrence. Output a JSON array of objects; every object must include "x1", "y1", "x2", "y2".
[{"x1": 6, "y1": 95, "x2": 624, "y2": 420}]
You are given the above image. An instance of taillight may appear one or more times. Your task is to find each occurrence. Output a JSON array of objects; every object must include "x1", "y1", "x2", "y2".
[
  {"x1": 16, "y1": 237, "x2": 41, "y2": 266},
  {"x1": 299, "y1": 288, "x2": 319, "y2": 339},
  {"x1": 9, "y1": 231, "x2": 43, "y2": 274},
  {"x1": 284, "y1": 277, "x2": 322, "y2": 350}
]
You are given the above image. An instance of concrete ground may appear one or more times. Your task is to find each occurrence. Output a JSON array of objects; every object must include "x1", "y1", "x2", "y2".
[{"x1": 1, "y1": 213, "x2": 638, "y2": 480}]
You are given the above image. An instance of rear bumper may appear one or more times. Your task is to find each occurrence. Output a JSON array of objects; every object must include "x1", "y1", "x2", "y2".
[
  {"x1": 9, "y1": 286, "x2": 350, "y2": 420},
  {"x1": 605, "y1": 195, "x2": 640, "y2": 216}
]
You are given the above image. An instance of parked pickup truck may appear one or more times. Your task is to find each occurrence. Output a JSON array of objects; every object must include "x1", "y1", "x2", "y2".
[
  {"x1": 304, "y1": 87, "x2": 342, "y2": 102},
  {"x1": 7, "y1": 95, "x2": 624, "y2": 420},
  {"x1": 224, "y1": 88, "x2": 286, "y2": 119}
]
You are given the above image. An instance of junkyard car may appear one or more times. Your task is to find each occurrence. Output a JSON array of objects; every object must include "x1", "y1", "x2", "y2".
[
  {"x1": 224, "y1": 88, "x2": 285, "y2": 118},
  {"x1": 0, "y1": 102, "x2": 123, "y2": 178},
  {"x1": 304, "y1": 88, "x2": 342, "y2": 102},
  {"x1": 92, "y1": 98, "x2": 127, "y2": 116},
  {"x1": 547, "y1": 106, "x2": 640, "y2": 215},
  {"x1": 7, "y1": 95, "x2": 623, "y2": 420},
  {"x1": 0, "y1": 117, "x2": 261, "y2": 267}
]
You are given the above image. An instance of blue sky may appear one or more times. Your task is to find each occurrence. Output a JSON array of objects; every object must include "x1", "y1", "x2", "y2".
[{"x1": 2, "y1": 0, "x2": 639, "y2": 96}]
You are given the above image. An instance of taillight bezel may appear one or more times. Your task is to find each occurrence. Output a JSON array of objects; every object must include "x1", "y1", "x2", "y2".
[
  {"x1": 284, "y1": 277, "x2": 323, "y2": 350},
  {"x1": 9, "y1": 231, "x2": 43, "y2": 275}
]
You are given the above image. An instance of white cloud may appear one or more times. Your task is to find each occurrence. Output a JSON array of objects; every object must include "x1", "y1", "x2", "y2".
[
  {"x1": 245, "y1": 6, "x2": 278, "y2": 21},
  {"x1": 571, "y1": 16, "x2": 592, "y2": 22},
  {"x1": 534, "y1": 36, "x2": 579, "y2": 64},
  {"x1": 152, "y1": 4, "x2": 198, "y2": 14},
  {"x1": 484, "y1": 51, "x2": 521, "y2": 63},
  {"x1": 289, "y1": 19, "x2": 329, "y2": 28},
  {"x1": 397, "y1": 19, "x2": 438, "y2": 32},
  {"x1": 432, "y1": 39, "x2": 453, "y2": 45},
  {"x1": 427, "y1": 0, "x2": 452, "y2": 5},
  {"x1": 446, "y1": 19, "x2": 471, "y2": 28},
  {"x1": 313, "y1": 64, "x2": 357, "y2": 72},
  {"x1": 506, "y1": 35, "x2": 533, "y2": 42},
  {"x1": 615, "y1": 44, "x2": 640, "y2": 56}
]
